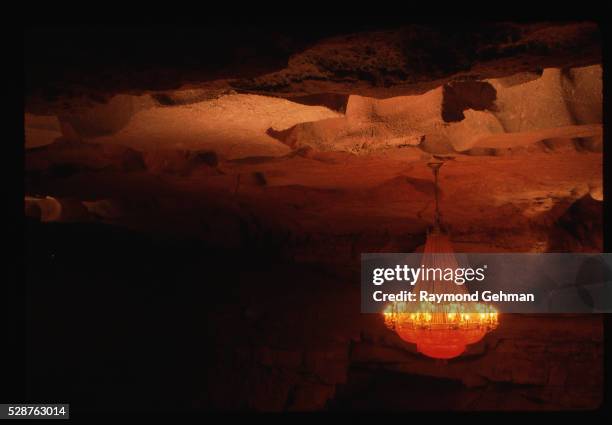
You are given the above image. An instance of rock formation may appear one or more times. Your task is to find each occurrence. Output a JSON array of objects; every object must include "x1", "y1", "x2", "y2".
[{"x1": 24, "y1": 21, "x2": 604, "y2": 412}]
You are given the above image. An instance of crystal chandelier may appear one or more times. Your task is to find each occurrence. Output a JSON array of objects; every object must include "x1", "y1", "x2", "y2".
[{"x1": 383, "y1": 161, "x2": 498, "y2": 359}]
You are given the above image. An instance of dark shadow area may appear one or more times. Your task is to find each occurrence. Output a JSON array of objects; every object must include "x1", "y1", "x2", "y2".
[
  {"x1": 442, "y1": 81, "x2": 497, "y2": 122},
  {"x1": 24, "y1": 219, "x2": 307, "y2": 418},
  {"x1": 329, "y1": 367, "x2": 466, "y2": 410}
]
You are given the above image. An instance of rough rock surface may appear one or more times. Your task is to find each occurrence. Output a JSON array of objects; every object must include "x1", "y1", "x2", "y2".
[
  {"x1": 25, "y1": 22, "x2": 600, "y2": 113},
  {"x1": 24, "y1": 22, "x2": 604, "y2": 412},
  {"x1": 269, "y1": 65, "x2": 602, "y2": 155}
]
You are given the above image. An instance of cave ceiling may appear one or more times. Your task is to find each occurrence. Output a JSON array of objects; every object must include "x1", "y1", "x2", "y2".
[{"x1": 24, "y1": 21, "x2": 603, "y2": 256}]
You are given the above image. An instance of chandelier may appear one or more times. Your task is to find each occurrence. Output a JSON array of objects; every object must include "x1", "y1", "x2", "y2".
[{"x1": 383, "y1": 161, "x2": 498, "y2": 359}]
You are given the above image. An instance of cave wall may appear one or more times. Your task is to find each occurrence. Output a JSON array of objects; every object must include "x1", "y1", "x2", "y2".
[{"x1": 23, "y1": 22, "x2": 604, "y2": 413}]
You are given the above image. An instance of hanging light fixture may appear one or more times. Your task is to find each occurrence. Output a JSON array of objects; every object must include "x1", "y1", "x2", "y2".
[{"x1": 383, "y1": 161, "x2": 498, "y2": 359}]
